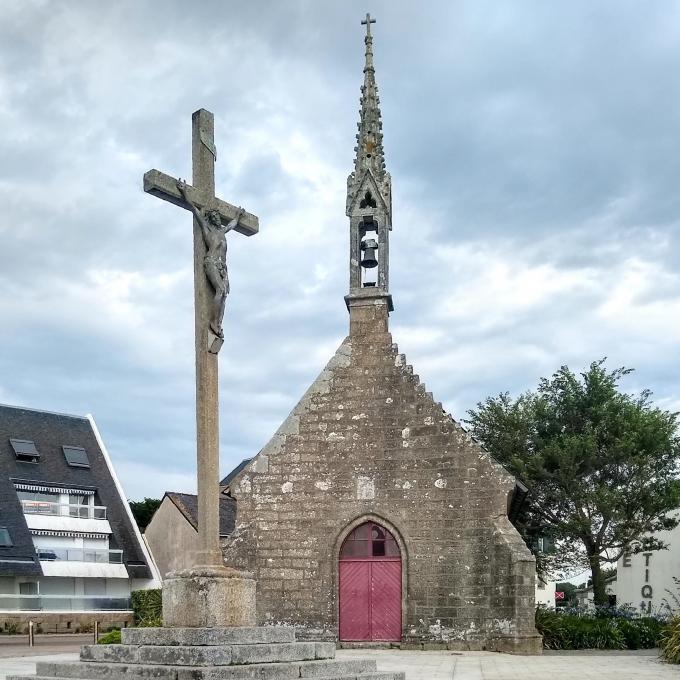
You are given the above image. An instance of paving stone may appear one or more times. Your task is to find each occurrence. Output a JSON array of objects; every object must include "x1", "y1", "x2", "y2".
[{"x1": 298, "y1": 659, "x2": 376, "y2": 677}]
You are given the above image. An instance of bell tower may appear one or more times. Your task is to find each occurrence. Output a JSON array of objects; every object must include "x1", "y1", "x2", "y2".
[{"x1": 345, "y1": 14, "x2": 393, "y2": 332}]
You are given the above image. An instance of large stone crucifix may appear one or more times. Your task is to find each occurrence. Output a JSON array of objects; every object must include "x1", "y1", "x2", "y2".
[{"x1": 143, "y1": 109, "x2": 258, "y2": 575}]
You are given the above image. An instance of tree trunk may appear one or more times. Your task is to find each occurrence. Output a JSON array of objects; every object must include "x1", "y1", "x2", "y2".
[{"x1": 588, "y1": 552, "x2": 608, "y2": 606}]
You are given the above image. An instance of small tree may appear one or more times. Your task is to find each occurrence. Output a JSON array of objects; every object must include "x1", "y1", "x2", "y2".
[
  {"x1": 128, "y1": 497, "x2": 162, "y2": 532},
  {"x1": 466, "y1": 359, "x2": 680, "y2": 606}
]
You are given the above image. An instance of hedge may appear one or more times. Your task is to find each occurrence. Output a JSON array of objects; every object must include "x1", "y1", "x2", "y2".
[
  {"x1": 131, "y1": 588, "x2": 162, "y2": 627},
  {"x1": 535, "y1": 606, "x2": 666, "y2": 650}
]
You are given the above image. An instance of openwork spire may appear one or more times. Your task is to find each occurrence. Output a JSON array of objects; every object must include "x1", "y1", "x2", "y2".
[
  {"x1": 345, "y1": 14, "x2": 393, "y2": 316},
  {"x1": 347, "y1": 13, "x2": 391, "y2": 216}
]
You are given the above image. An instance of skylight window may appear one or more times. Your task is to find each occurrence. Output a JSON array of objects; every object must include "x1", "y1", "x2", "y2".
[
  {"x1": 9, "y1": 439, "x2": 40, "y2": 463},
  {"x1": 62, "y1": 446, "x2": 90, "y2": 468},
  {"x1": 0, "y1": 528, "x2": 12, "y2": 547}
]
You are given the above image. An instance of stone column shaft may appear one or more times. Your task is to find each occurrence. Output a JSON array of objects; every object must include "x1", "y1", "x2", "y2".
[{"x1": 191, "y1": 109, "x2": 222, "y2": 567}]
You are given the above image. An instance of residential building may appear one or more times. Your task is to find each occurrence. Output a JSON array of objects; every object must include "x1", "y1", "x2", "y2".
[
  {"x1": 535, "y1": 576, "x2": 557, "y2": 609},
  {"x1": 0, "y1": 404, "x2": 160, "y2": 631}
]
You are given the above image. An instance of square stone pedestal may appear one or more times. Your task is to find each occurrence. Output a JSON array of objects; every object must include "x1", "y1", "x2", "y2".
[
  {"x1": 8, "y1": 625, "x2": 405, "y2": 680},
  {"x1": 162, "y1": 566, "x2": 256, "y2": 628}
]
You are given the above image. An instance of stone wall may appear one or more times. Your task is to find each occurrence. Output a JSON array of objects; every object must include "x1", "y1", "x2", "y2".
[{"x1": 223, "y1": 302, "x2": 540, "y2": 653}]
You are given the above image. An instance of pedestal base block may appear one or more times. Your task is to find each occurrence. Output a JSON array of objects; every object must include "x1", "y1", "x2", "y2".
[{"x1": 162, "y1": 566, "x2": 256, "y2": 628}]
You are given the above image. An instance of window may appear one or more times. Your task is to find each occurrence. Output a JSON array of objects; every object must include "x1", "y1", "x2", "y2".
[
  {"x1": 69, "y1": 494, "x2": 90, "y2": 519},
  {"x1": 63, "y1": 446, "x2": 90, "y2": 468},
  {"x1": 359, "y1": 191, "x2": 377, "y2": 209},
  {"x1": 84, "y1": 578, "x2": 106, "y2": 596},
  {"x1": 0, "y1": 528, "x2": 12, "y2": 547},
  {"x1": 9, "y1": 438, "x2": 40, "y2": 463},
  {"x1": 19, "y1": 582, "x2": 38, "y2": 595},
  {"x1": 17, "y1": 491, "x2": 59, "y2": 503},
  {"x1": 340, "y1": 522, "x2": 400, "y2": 559},
  {"x1": 17, "y1": 490, "x2": 59, "y2": 514}
]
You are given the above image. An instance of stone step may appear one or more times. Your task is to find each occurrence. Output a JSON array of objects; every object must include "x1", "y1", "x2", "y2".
[
  {"x1": 32, "y1": 657, "x2": 378, "y2": 679},
  {"x1": 80, "y1": 641, "x2": 335, "y2": 666},
  {"x1": 122, "y1": 626, "x2": 296, "y2": 646},
  {"x1": 10, "y1": 675, "x2": 402, "y2": 680}
]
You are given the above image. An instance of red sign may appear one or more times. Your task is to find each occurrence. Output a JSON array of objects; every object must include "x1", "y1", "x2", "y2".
[{"x1": 555, "y1": 591, "x2": 565, "y2": 600}]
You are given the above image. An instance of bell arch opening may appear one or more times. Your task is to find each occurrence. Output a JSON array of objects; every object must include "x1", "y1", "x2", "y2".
[{"x1": 338, "y1": 521, "x2": 402, "y2": 642}]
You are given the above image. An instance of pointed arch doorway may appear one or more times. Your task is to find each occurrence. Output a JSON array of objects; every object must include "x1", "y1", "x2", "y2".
[{"x1": 338, "y1": 521, "x2": 402, "y2": 642}]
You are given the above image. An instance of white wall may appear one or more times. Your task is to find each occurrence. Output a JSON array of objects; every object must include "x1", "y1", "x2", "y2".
[
  {"x1": 145, "y1": 496, "x2": 200, "y2": 579},
  {"x1": 535, "y1": 576, "x2": 556, "y2": 608},
  {"x1": 616, "y1": 512, "x2": 680, "y2": 615}
]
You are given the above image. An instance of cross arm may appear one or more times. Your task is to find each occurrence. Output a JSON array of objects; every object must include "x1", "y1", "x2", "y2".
[{"x1": 143, "y1": 169, "x2": 259, "y2": 236}]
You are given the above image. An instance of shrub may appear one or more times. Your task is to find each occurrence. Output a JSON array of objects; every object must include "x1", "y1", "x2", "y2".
[
  {"x1": 131, "y1": 588, "x2": 162, "y2": 627},
  {"x1": 618, "y1": 617, "x2": 665, "y2": 649},
  {"x1": 660, "y1": 616, "x2": 680, "y2": 663},
  {"x1": 535, "y1": 606, "x2": 663, "y2": 650},
  {"x1": 535, "y1": 607, "x2": 566, "y2": 649},
  {"x1": 97, "y1": 628, "x2": 121, "y2": 645}
]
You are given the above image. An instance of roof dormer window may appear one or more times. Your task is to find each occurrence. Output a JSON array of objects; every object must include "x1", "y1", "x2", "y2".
[
  {"x1": 62, "y1": 445, "x2": 90, "y2": 469},
  {"x1": 9, "y1": 438, "x2": 40, "y2": 463},
  {"x1": 0, "y1": 528, "x2": 12, "y2": 547}
]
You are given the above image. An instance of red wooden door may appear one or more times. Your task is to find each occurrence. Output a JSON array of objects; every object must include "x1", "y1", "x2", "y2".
[
  {"x1": 339, "y1": 561, "x2": 371, "y2": 641},
  {"x1": 339, "y1": 522, "x2": 401, "y2": 642},
  {"x1": 370, "y1": 561, "x2": 401, "y2": 641}
]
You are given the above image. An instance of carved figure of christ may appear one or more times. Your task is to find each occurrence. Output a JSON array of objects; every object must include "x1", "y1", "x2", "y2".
[{"x1": 143, "y1": 109, "x2": 258, "y2": 568}]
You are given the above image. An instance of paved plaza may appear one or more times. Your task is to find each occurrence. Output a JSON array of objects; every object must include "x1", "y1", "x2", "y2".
[
  {"x1": 1, "y1": 648, "x2": 679, "y2": 680},
  {"x1": 338, "y1": 648, "x2": 678, "y2": 679}
]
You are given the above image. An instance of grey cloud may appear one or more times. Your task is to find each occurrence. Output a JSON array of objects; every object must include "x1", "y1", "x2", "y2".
[{"x1": 1, "y1": 0, "x2": 679, "y2": 498}]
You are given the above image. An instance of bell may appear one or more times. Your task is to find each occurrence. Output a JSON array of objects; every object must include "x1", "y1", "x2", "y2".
[{"x1": 361, "y1": 239, "x2": 378, "y2": 268}]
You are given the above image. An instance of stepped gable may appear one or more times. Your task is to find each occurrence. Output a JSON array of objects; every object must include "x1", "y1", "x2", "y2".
[
  {"x1": 7, "y1": 626, "x2": 404, "y2": 680},
  {"x1": 224, "y1": 308, "x2": 538, "y2": 650}
]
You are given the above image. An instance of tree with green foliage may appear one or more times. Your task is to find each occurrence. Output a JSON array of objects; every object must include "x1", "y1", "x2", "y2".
[
  {"x1": 555, "y1": 582, "x2": 578, "y2": 607},
  {"x1": 466, "y1": 359, "x2": 680, "y2": 606},
  {"x1": 128, "y1": 497, "x2": 162, "y2": 532}
]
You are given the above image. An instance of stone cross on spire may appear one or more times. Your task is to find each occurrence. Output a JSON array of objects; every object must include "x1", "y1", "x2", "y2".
[{"x1": 361, "y1": 12, "x2": 376, "y2": 37}]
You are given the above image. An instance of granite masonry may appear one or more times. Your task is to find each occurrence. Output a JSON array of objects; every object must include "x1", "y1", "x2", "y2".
[
  {"x1": 219, "y1": 17, "x2": 541, "y2": 654},
  {"x1": 8, "y1": 625, "x2": 404, "y2": 680}
]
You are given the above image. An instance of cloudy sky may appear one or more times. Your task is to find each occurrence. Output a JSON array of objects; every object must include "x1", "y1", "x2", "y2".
[{"x1": 2, "y1": 1, "x2": 679, "y2": 500}]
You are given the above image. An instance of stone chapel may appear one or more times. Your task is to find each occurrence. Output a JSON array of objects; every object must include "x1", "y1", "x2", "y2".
[{"x1": 216, "y1": 21, "x2": 541, "y2": 654}]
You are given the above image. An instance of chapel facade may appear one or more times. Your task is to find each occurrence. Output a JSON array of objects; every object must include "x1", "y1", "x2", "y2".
[{"x1": 221, "y1": 19, "x2": 541, "y2": 654}]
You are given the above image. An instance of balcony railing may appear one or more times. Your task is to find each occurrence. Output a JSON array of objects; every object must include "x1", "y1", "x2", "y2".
[
  {"x1": 36, "y1": 547, "x2": 123, "y2": 564},
  {"x1": 0, "y1": 594, "x2": 131, "y2": 612},
  {"x1": 20, "y1": 500, "x2": 107, "y2": 520}
]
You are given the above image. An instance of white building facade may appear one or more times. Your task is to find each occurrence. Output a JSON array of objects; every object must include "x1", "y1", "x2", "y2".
[{"x1": 616, "y1": 513, "x2": 680, "y2": 615}]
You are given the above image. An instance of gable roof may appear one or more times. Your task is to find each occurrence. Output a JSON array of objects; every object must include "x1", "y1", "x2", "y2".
[
  {"x1": 220, "y1": 458, "x2": 252, "y2": 490},
  {"x1": 0, "y1": 403, "x2": 152, "y2": 578},
  {"x1": 165, "y1": 492, "x2": 236, "y2": 537}
]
